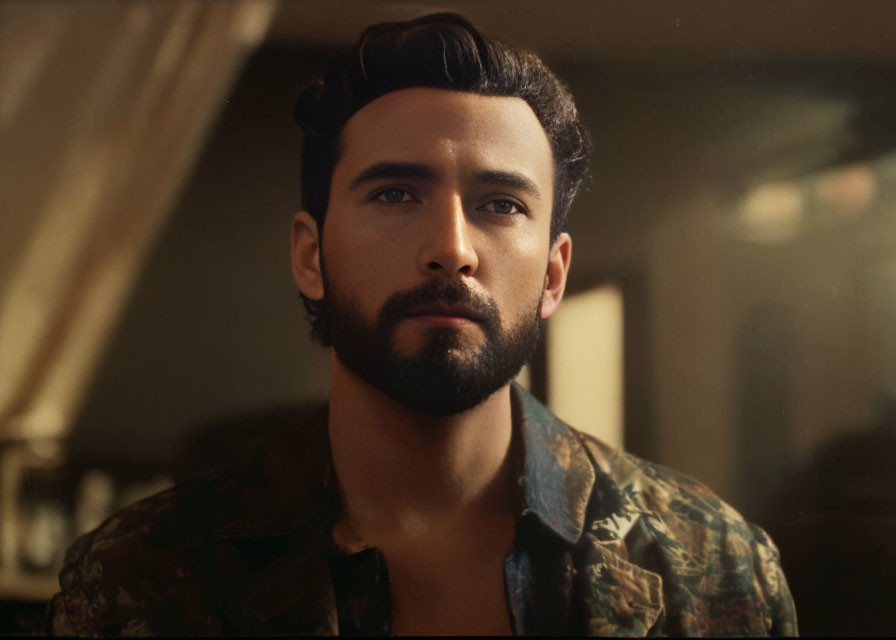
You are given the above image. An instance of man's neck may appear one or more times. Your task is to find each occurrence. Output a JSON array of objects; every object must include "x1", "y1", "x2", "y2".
[{"x1": 326, "y1": 352, "x2": 517, "y2": 546}]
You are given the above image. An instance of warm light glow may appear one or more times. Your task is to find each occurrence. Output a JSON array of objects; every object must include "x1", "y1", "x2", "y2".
[
  {"x1": 547, "y1": 285, "x2": 624, "y2": 449},
  {"x1": 813, "y1": 163, "x2": 877, "y2": 219},
  {"x1": 731, "y1": 163, "x2": 879, "y2": 244},
  {"x1": 736, "y1": 181, "x2": 806, "y2": 243}
]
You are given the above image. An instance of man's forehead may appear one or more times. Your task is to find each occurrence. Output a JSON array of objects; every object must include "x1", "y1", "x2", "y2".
[{"x1": 334, "y1": 87, "x2": 554, "y2": 187}]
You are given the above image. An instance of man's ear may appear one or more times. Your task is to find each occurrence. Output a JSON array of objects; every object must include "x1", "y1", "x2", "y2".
[
  {"x1": 540, "y1": 232, "x2": 572, "y2": 320},
  {"x1": 290, "y1": 211, "x2": 324, "y2": 300}
]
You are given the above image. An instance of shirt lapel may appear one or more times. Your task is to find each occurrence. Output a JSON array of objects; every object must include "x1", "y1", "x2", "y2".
[
  {"x1": 512, "y1": 382, "x2": 594, "y2": 545},
  {"x1": 511, "y1": 383, "x2": 664, "y2": 636},
  {"x1": 222, "y1": 535, "x2": 339, "y2": 635}
]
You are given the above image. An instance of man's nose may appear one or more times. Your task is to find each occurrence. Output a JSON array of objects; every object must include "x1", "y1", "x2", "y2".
[{"x1": 417, "y1": 193, "x2": 479, "y2": 278}]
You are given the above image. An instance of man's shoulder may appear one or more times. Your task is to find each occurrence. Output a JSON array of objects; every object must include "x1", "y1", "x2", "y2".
[
  {"x1": 68, "y1": 463, "x2": 254, "y2": 558},
  {"x1": 576, "y1": 430, "x2": 748, "y2": 530},
  {"x1": 572, "y1": 427, "x2": 769, "y2": 560},
  {"x1": 47, "y1": 421, "x2": 336, "y2": 636},
  {"x1": 48, "y1": 465, "x2": 254, "y2": 635},
  {"x1": 513, "y1": 383, "x2": 763, "y2": 547},
  {"x1": 569, "y1": 428, "x2": 797, "y2": 636}
]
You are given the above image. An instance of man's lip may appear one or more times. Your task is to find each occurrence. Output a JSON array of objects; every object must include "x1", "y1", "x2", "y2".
[{"x1": 404, "y1": 305, "x2": 482, "y2": 321}]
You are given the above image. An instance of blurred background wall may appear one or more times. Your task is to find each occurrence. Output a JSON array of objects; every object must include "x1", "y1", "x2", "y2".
[{"x1": 2, "y1": 0, "x2": 896, "y2": 634}]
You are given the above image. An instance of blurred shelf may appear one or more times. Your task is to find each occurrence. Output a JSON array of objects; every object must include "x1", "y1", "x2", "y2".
[{"x1": 0, "y1": 571, "x2": 57, "y2": 602}]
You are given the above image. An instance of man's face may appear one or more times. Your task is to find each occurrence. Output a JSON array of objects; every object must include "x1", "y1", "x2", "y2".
[{"x1": 293, "y1": 88, "x2": 569, "y2": 415}]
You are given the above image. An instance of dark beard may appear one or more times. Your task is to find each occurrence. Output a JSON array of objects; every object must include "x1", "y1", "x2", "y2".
[{"x1": 325, "y1": 278, "x2": 541, "y2": 416}]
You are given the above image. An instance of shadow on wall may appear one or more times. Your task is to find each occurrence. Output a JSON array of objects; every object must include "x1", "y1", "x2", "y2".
[
  {"x1": 173, "y1": 402, "x2": 328, "y2": 485},
  {"x1": 765, "y1": 405, "x2": 896, "y2": 636}
]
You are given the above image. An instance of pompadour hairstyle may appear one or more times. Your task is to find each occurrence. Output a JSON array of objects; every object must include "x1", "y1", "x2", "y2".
[{"x1": 293, "y1": 12, "x2": 591, "y2": 344}]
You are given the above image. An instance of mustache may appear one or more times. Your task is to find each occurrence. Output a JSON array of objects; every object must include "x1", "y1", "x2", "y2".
[{"x1": 377, "y1": 279, "x2": 501, "y2": 328}]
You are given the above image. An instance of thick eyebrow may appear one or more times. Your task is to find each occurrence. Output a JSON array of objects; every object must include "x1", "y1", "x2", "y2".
[
  {"x1": 348, "y1": 161, "x2": 438, "y2": 190},
  {"x1": 473, "y1": 169, "x2": 542, "y2": 199},
  {"x1": 347, "y1": 162, "x2": 543, "y2": 199}
]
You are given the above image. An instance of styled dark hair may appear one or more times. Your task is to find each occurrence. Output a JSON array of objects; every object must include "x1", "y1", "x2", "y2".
[{"x1": 294, "y1": 13, "x2": 591, "y2": 343}]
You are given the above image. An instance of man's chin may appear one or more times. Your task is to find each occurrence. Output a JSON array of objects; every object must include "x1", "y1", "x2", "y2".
[
  {"x1": 375, "y1": 374, "x2": 511, "y2": 417},
  {"x1": 334, "y1": 346, "x2": 512, "y2": 416},
  {"x1": 390, "y1": 343, "x2": 482, "y2": 366},
  {"x1": 391, "y1": 323, "x2": 485, "y2": 357}
]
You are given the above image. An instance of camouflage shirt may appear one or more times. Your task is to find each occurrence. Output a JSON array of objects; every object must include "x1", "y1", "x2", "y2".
[{"x1": 46, "y1": 384, "x2": 797, "y2": 636}]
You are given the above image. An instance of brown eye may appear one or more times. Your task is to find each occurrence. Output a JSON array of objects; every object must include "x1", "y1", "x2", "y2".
[
  {"x1": 375, "y1": 188, "x2": 414, "y2": 203},
  {"x1": 480, "y1": 199, "x2": 522, "y2": 215}
]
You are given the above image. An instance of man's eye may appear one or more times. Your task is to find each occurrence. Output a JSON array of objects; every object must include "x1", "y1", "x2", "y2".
[
  {"x1": 374, "y1": 188, "x2": 415, "y2": 203},
  {"x1": 480, "y1": 199, "x2": 523, "y2": 215}
]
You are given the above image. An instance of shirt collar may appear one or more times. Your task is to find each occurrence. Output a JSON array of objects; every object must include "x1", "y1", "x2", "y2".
[{"x1": 511, "y1": 382, "x2": 596, "y2": 545}]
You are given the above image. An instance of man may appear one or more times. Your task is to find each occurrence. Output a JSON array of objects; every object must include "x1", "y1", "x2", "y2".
[{"x1": 46, "y1": 13, "x2": 797, "y2": 636}]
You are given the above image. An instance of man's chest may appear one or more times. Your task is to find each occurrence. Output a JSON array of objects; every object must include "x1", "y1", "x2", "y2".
[
  {"x1": 330, "y1": 516, "x2": 518, "y2": 635},
  {"x1": 387, "y1": 553, "x2": 513, "y2": 636}
]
